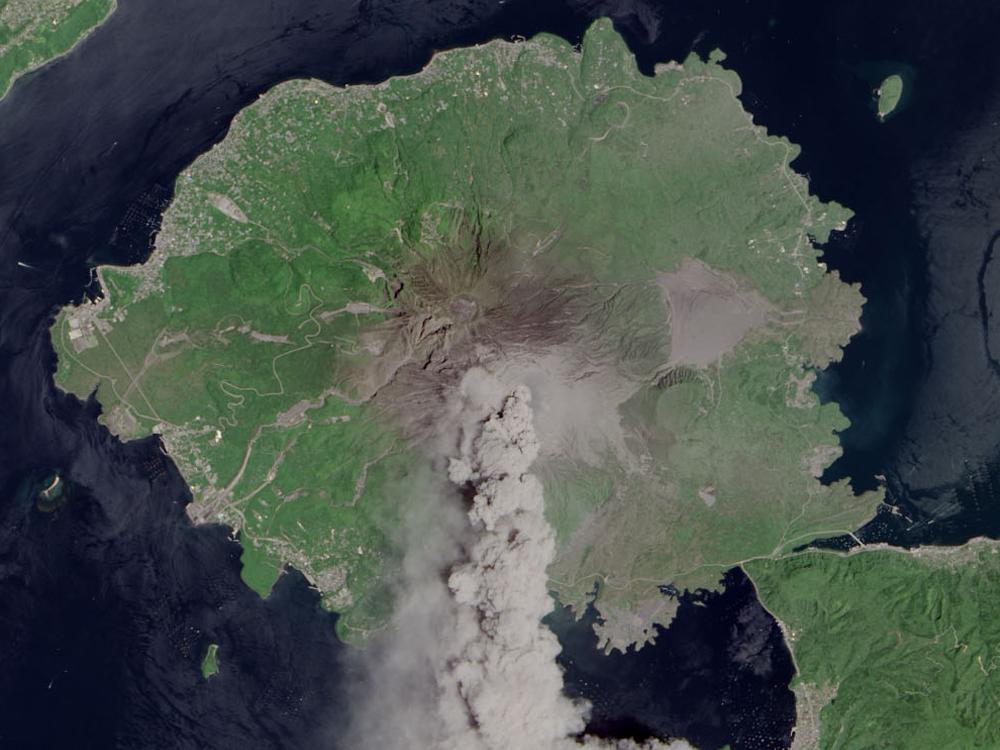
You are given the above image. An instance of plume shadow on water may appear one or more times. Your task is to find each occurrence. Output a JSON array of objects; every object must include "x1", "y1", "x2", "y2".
[{"x1": 548, "y1": 569, "x2": 796, "y2": 750}]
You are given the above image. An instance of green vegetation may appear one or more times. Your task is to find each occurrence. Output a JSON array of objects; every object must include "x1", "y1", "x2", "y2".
[
  {"x1": 52, "y1": 20, "x2": 874, "y2": 646},
  {"x1": 201, "y1": 643, "x2": 219, "y2": 678},
  {"x1": 746, "y1": 541, "x2": 1000, "y2": 749},
  {"x1": 856, "y1": 61, "x2": 914, "y2": 123},
  {"x1": 0, "y1": 0, "x2": 114, "y2": 98},
  {"x1": 549, "y1": 331, "x2": 876, "y2": 651},
  {"x1": 53, "y1": 255, "x2": 411, "y2": 638},
  {"x1": 876, "y1": 74, "x2": 904, "y2": 121}
]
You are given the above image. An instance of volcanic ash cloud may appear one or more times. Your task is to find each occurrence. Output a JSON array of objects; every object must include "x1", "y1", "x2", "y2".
[
  {"x1": 436, "y1": 384, "x2": 692, "y2": 750},
  {"x1": 438, "y1": 385, "x2": 584, "y2": 749},
  {"x1": 342, "y1": 378, "x2": 692, "y2": 750}
]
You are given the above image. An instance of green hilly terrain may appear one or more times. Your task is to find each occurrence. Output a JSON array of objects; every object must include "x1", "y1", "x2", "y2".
[
  {"x1": 747, "y1": 541, "x2": 1000, "y2": 749},
  {"x1": 52, "y1": 20, "x2": 875, "y2": 646}
]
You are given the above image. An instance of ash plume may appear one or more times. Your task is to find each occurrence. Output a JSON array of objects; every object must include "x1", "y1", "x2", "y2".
[
  {"x1": 438, "y1": 384, "x2": 584, "y2": 749},
  {"x1": 341, "y1": 372, "x2": 693, "y2": 750}
]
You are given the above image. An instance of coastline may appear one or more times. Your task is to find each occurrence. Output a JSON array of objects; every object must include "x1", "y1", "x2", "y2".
[{"x1": 0, "y1": 0, "x2": 118, "y2": 100}]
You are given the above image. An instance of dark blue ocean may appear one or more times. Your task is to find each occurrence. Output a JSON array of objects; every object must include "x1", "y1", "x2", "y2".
[{"x1": 3, "y1": 1, "x2": 1000, "y2": 748}]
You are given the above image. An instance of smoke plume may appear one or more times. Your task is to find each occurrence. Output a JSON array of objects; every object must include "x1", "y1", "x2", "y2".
[{"x1": 342, "y1": 371, "x2": 692, "y2": 750}]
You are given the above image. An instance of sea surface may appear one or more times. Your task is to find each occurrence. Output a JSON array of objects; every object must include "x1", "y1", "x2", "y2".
[
  {"x1": 550, "y1": 570, "x2": 796, "y2": 750},
  {"x1": 2, "y1": 1, "x2": 1000, "y2": 748}
]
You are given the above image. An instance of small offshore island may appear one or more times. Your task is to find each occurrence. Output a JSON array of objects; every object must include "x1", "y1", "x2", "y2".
[
  {"x1": 36, "y1": 473, "x2": 64, "y2": 512},
  {"x1": 875, "y1": 73, "x2": 905, "y2": 121},
  {"x1": 200, "y1": 643, "x2": 219, "y2": 679}
]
